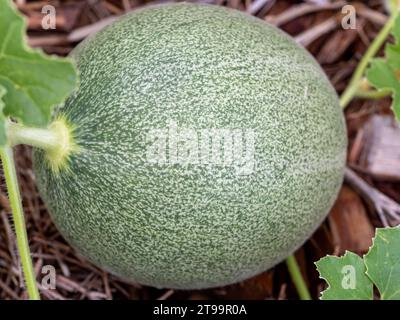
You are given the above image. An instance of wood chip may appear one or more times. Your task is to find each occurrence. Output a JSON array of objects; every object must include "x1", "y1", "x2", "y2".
[
  {"x1": 246, "y1": 0, "x2": 274, "y2": 15},
  {"x1": 266, "y1": 1, "x2": 345, "y2": 26},
  {"x1": 328, "y1": 186, "x2": 374, "y2": 254},
  {"x1": 317, "y1": 27, "x2": 359, "y2": 64},
  {"x1": 359, "y1": 115, "x2": 400, "y2": 180},
  {"x1": 294, "y1": 17, "x2": 338, "y2": 46}
]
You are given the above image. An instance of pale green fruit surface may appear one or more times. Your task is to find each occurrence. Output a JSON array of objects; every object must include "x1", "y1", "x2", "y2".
[{"x1": 34, "y1": 3, "x2": 347, "y2": 289}]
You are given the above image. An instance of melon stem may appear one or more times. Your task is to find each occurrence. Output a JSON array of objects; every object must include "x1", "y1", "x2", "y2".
[
  {"x1": 8, "y1": 121, "x2": 63, "y2": 151},
  {"x1": 7, "y1": 119, "x2": 79, "y2": 172}
]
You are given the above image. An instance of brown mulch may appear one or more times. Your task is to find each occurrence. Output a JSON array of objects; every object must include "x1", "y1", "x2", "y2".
[{"x1": 0, "y1": 0, "x2": 399, "y2": 300}]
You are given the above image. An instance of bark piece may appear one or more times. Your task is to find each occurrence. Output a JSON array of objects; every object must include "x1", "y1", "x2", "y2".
[
  {"x1": 328, "y1": 186, "x2": 374, "y2": 254},
  {"x1": 359, "y1": 115, "x2": 400, "y2": 181}
]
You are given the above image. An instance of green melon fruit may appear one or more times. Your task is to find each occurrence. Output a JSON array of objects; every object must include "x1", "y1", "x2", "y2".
[{"x1": 33, "y1": 3, "x2": 347, "y2": 289}]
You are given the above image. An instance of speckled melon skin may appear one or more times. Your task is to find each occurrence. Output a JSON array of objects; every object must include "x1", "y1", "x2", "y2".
[{"x1": 33, "y1": 3, "x2": 347, "y2": 289}]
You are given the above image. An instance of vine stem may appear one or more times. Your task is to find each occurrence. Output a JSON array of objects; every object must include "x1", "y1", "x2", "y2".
[
  {"x1": 286, "y1": 255, "x2": 311, "y2": 300},
  {"x1": 354, "y1": 87, "x2": 392, "y2": 100},
  {"x1": 0, "y1": 145, "x2": 40, "y2": 300},
  {"x1": 339, "y1": 12, "x2": 398, "y2": 108}
]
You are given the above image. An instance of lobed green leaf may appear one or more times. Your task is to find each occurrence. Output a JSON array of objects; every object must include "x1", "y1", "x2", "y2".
[
  {"x1": 317, "y1": 227, "x2": 400, "y2": 300},
  {"x1": 316, "y1": 251, "x2": 373, "y2": 300},
  {"x1": 365, "y1": 226, "x2": 400, "y2": 300},
  {"x1": 0, "y1": 0, "x2": 77, "y2": 145},
  {"x1": 366, "y1": 15, "x2": 400, "y2": 121}
]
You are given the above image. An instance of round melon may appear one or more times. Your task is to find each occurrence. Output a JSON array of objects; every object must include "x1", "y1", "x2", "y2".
[{"x1": 33, "y1": 3, "x2": 347, "y2": 289}]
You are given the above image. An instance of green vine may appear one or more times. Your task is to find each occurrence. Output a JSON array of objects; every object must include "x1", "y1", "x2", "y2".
[
  {"x1": 354, "y1": 87, "x2": 392, "y2": 100},
  {"x1": 286, "y1": 255, "x2": 312, "y2": 300},
  {"x1": 339, "y1": 12, "x2": 399, "y2": 108},
  {"x1": 0, "y1": 146, "x2": 40, "y2": 300}
]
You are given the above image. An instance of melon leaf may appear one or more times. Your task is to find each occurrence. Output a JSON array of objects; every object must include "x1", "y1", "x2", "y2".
[
  {"x1": 317, "y1": 227, "x2": 400, "y2": 300},
  {"x1": 0, "y1": 0, "x2": 77, "y2": 145},
  {"x1": 364, "y1": 226, "x2": 400, "y2": 300},
  {"x1": 366, "y1": 14, "x2": 400, "y2": 121},
  {"x1": 316, "y1": 251, "x2": 373, "y2": 300}
]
